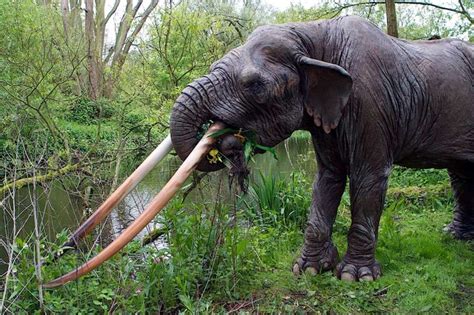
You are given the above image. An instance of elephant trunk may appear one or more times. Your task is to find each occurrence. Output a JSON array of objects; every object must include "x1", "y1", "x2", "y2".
[{"x1": 170, "y1": 75, "x2": 227, "y2": 172}]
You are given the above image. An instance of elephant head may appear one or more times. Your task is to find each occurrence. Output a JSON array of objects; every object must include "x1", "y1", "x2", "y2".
[{"x1": 170, "y1": 23, "x2": 353, "y2": 171}]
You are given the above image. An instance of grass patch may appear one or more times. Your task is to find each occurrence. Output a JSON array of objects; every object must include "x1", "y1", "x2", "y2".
[
  {"x1": 3, "y1": 167, "x2": 473, "y2": 313},
  {"x1": 205, "y1": 169, "x2": 472, "y2": 313}
]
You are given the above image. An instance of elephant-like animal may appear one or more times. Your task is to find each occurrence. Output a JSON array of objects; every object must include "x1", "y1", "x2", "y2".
[{"x1": 170, "y1": 16, "x2": 474, "y2": 281}]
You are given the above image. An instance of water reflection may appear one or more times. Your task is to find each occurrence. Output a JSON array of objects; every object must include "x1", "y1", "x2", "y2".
[{"x1": 0, "y1": 134, "x2": 314, "y2": 274}]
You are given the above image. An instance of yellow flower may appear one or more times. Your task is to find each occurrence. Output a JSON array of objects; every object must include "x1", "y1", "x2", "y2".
[{"x1": 207, "y1": 148, "x2": 222, "y2": 164}]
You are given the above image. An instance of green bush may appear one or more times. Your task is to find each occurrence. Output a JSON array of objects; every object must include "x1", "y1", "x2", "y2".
[
  {"x1": 62, "y1": 121, "x2": 117, "y2": 153},
  {"x1": 123, "y1": 109, "x2": 148, "y2": 132},
  {"x1": 69, "y1": 98, "x2": 116, "y2": 124}
]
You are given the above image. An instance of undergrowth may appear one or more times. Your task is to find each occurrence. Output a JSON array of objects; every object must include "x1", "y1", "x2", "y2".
[{"x1": 1, "y1": 166, "x2": 473, "y2": 313}]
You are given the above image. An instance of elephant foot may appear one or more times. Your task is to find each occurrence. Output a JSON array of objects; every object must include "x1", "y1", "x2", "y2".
[
  {"x1": 293, "y1": 242, "x2": 339, "y2": 276},
  {"x1": 443, "y1": 221, "x2": 474, "y2": 240},
  {"x1": 335, "y1": 259, "x2": 381, "y2": 282}
]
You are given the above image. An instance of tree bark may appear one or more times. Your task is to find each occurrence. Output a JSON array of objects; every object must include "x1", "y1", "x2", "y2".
[
  {"x1": 385, "y1": 0, "x2": 399, "y2": 37},
  {"x1": 60, "y1": 0, "x2": 69, "y2": 40},
  {"x1": 85, "y1": 0, "x2": 99, "y2": 100},
  {"x1": 104, "y1": 0, "x2": 159, "y2": 98}
]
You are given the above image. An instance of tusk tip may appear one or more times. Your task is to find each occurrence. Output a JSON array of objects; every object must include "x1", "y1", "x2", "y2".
[
  {"x1": 42, "y1": 281, "x2": 61, "y2": 289},
  {"x1": 43, "y1": 275, "x2": 74, "y2": 289}
]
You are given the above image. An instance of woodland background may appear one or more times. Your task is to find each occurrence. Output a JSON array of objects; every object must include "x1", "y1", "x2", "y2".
[{"x1": 0, "y1": 0, "x2": 473, "y2": 313}]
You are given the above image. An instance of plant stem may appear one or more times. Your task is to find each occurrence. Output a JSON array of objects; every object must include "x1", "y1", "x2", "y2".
[{"x1": 32, "y1": 169, "x2": 44, "y2": 311}]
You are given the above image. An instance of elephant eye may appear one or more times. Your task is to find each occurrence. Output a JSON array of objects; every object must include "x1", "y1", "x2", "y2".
[
  {"x1": 243, "y1": 78, "x2": 264, "y2": 93},
  {"x1": 242, "y1": 78, "x2": 268, "y2": 104}
]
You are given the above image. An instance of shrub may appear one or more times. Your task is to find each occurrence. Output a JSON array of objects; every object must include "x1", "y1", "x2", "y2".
[{"x1": 69, "y1": 98, "x2": 116, "y2": 124}]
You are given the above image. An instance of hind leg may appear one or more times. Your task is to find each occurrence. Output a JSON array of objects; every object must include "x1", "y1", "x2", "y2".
[{"x1": 445, "y1": 167, "x2": 474, "y2": 240}]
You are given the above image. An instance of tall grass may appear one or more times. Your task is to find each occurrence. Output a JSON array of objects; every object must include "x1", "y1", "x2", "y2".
[{"x1": 245, "y1": 171, "x2": 310, "y2": 230}]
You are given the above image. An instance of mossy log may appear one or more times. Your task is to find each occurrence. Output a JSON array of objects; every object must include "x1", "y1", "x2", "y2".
[
  {"x1": 0, "y1": 163, "x2": 81, "y2": 195},
  {"x1": 141, "y1": 227, "x2": 168, "y2": 247}
]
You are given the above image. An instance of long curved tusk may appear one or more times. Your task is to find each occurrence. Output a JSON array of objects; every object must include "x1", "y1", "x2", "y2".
[
  {"x1": 44, "y1": 122, "x2": 225, "y2": 288},
  {"x1": 59, "y1": 135, "x2": 173, "y2": 253}
]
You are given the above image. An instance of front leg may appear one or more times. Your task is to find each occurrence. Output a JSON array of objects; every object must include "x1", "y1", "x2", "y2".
[
  {"x1": 293, "y1": 166, "x2": 346, "y2": 275},
  {"x1": 336, "y1": 166, "x2": 390, "y2": 281}
]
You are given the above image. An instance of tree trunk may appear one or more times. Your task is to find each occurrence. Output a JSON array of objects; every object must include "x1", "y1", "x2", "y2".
[
  {"x1": 104, "y1": 0, "x2": 159, "y2": 99},
  {"x1": 55, "y1": 0, "x2": 158, "y2": 100},
  {"x1": 385, "y1": 0, "x2": 399, "y2": 37},
  {"x1": 85, "y1": 0, "x2": 100, "y2": 100},
  {"x1": 60, "y1": 0, "x2": 69, "y2": 39}
]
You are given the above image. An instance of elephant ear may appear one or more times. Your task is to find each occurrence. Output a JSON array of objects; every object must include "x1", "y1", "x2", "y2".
[{"x1": 298, "y1": 56, "x2": 353, "y2": 134}]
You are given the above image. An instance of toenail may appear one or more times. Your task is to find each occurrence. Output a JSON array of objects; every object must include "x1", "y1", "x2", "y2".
[
  {"x1": 306, "y1": 267, "x2": 317, "y2": 275},
  {"x1": 292, "y1": 264, "x2": 301, "y2": 276},
  {"x1": 357, "y1": 266, "x2": 372, "y2": 278},
  {"x1": 341, "y1": 272, "x2": 356, "y2": 281},
  {"x1": 359, "y1": 275, "x2": 374, "y2": 281}
]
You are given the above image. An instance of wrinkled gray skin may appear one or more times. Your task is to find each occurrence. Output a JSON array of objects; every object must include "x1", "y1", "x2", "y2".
[{"x1": 170, "y1": 16, "x2": 474, "y2": 281}]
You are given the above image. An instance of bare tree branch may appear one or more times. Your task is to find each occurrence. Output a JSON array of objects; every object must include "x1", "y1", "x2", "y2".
[
  {"x1": 112, "y1": 0, "x2": 137, "y2": 66},
  {"x1": 329, "y1": 1, "x2": 473, "y2": 23},
  {"x1": 122, "y1": 0, "x2": 159, "y2": 58},
  {"x1": 103, "y1": 0, "x2": 120, "y2": 27}
]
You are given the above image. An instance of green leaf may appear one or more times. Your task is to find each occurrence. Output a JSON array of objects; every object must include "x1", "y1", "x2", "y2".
[
  {"x1": 236, "y1": 239, "x2": 248, "y2": 256},
  {"x1": 179, "y1": 294, "x2": 194, "y2": 311},
  {"x1": 244, "y1": 141, "x2": 253, "y2": 161},
  {"x1": 208, "y1": 128, "x2": 238, "y2": 138},
  {"x1": 255, "y1": 144, "x2": 278, "y2": 160}
]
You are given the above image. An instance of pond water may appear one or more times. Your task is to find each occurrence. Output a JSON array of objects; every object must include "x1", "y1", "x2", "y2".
[{"x1": 0, "y1": 134, "x2": 315, "y2": 275}]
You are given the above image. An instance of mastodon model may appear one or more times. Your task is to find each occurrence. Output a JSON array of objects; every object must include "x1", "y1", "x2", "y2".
[{"x1": 170, "y1": 16, "x2": 473, "y2": 281}]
